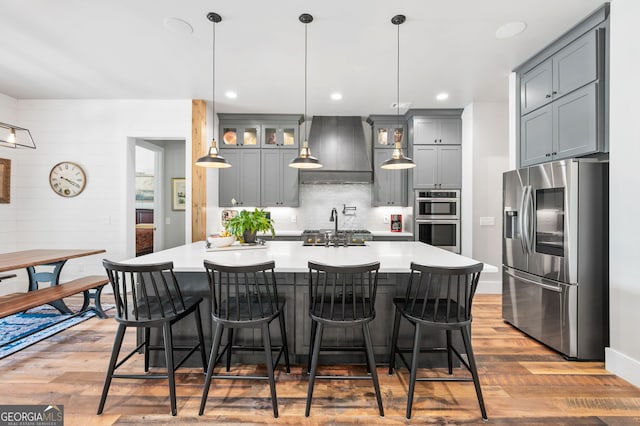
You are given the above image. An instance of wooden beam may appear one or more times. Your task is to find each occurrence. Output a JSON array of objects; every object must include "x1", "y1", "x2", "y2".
[{"x1": 192, "y1": 99, "x2": 207, "y2": 242}]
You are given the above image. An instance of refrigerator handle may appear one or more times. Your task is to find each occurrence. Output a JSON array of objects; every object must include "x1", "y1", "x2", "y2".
[
  {"x1": 518, "y1": 186, "x2": 527, "y2": 255},
  {"x1": 504, "y1": 268, "x2": 563, "y2": 293},
  {"x1": 526, "y1": 185, "x2": 535, "y2": 254}
]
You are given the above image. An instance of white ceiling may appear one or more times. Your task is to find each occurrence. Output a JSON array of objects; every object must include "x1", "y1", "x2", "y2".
[{"x1": 0, "y1": 0, "x2": 605, "y2": 116}]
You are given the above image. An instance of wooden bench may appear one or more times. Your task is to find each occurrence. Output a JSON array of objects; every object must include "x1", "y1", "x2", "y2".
[{"x1": 0, "y1": 275, "x2": 110, "y2": 349}]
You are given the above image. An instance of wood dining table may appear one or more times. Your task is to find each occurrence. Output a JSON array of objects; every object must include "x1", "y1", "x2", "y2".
[{"x1": 0, "y1": 249, "x2": 106, "y2": 314}]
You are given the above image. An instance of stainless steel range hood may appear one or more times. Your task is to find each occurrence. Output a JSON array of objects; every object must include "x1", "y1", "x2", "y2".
[{"x1": 300, "y1": 116, "x2": 372, "y2": 184}]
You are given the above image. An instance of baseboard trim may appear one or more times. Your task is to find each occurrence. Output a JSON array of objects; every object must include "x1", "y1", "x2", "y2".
[
  {"x1": 605, "y1": 347, "x2": 640, "y2": 388},
  {"x1": 477, "y1": 280, "x2": 501, "y2": 294}
]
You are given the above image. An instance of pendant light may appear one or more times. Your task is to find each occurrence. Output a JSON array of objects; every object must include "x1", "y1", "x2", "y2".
[
  {"x1": 381, "y1": 14, "x2": 416, "y2": 170},
  {"x1": 289, "y1": 13, "x2": 322, "y2": 169},
  {"x1": 196, "y1": 12, "x2": 231, "y2": 168},
  {"x1": 0, "y1": 122, "x2": 36, "y2": 149}
]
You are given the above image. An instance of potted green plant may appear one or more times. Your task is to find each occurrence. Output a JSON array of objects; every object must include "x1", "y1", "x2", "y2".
[{"x1": 224, "y1": 208, "x2": 275, "y2": 244}]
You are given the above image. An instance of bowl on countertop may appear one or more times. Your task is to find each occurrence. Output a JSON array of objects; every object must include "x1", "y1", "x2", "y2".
[{"x1": 207, "y1": 235, "x2": 236, "y2": 248}]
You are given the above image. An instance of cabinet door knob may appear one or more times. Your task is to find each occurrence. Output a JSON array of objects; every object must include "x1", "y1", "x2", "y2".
[
  {"x1": 552, "y1": 91, "x2": 558, "y2": 95},
  {"x1": 545, "y1": 94, "x2": 552, "y2": 98},
  {"x1": 439, "y1": 139, "x2": 442, "y2": 143},
  {"x1": 552, "y1": 152, "x2": 557, "y2": 155},
  {"x1": 545, "y1": 153, "x2": 551, "y2": 157},
  {"x1": 434, "y1": 139, "x2": 437, "y2": 143}
]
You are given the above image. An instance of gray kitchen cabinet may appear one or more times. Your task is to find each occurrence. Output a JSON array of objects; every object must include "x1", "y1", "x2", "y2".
[
  {"x1": 521, "y1": 29, "x2": 598, "y2": 115},
  {"x1": 413, "y1": 145, "x2": 461, "y2": 189},
  {"x1": 218, "y1": 149, "x2": 261, "y2": 207},
  {"x1": 412, "y1": 117, "x2": 461, "y2": 145},
  {"x1": 372, "y1": 149, "x2": 408, "y2": 206},
  {"x1": 521, "y1": 83, "x2": 599, "y2": 167},
  {"x1": 218, "y1": 122, "x2": 261, "y2": 148},
  {"x1": 260, "y1": 149, "x2": 299, "y2": 207},
  {"x1": 262, "y1": 123, "x2": 299, "y2": 149}
]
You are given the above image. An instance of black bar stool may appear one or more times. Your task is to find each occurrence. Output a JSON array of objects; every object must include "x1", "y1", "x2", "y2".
[
  {"x1": 199, "y1": 260, "x2": 290, "y2": 418},
  {"x1": 305, "y1": 261, "x2": 384, "y2": 417},
  {"x1": 388, "y1": 262, "x2": 487, "y2": 420},
  {"x1": 98, "y1": 259, "x2": 207, "y2": 416}
]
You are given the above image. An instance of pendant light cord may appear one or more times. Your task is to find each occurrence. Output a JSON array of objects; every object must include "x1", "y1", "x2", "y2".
[
  {"x1": 212, "y1": 19, "x2": 216, "y2": 136},
  {"x1": 304, "y1": 21, "x2": 308, "y2": 140},
  {"x1": 397, "y1": 20, "x2": 400, "y2": 129}
]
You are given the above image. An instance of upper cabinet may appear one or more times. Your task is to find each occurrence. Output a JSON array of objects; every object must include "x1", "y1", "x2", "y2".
[
  {"x1": 262, "y1": 123, "x2": 299, "y2": 149},
  {"x1": 218, "y1": 149, "x2": 261, "y2": 207},
  {"x1": 412, "y1": 117, "x2": 461, "y2": 145},
  {"x1": 261, "y1": 149, "x2": 299, "y2": 207},
  {"x1": 367, "y1": 115, "x2": 409, "y2": 206},
  {"x1": 516, "y1": 4, "x2": 609, "y2": 167},
  {"x1": 405, "y1": 109, "x2": 463, "y2": 190},
  {"x1": 217, "y1": 114, "x2": 303, "y2": 208},
  {"x1": 520, "y1": 30, "x2": 598, "y2": 115},
  {"x1": 219, "y1": 122, "x2": 260, "y2": 148}
]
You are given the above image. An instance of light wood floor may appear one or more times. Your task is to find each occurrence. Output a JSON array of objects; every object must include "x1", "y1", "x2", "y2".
[{"x1": 1, "y1": 295, "x2": 639, "y2": 425}]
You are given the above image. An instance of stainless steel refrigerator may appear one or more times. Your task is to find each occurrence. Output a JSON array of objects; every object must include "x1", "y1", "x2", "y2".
[{"x1": 502, "y1": 159, "x2": 608, "y2": 360}]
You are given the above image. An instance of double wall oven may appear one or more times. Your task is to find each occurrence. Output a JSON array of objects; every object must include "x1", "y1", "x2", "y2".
[{"x1": 414, "y1": 190, "x2": 460, "y2": 253}]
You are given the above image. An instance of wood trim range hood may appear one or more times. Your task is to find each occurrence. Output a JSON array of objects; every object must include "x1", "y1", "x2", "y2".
[{"x1": 300, "y1": 116, "x2": 372, "y2": 184}]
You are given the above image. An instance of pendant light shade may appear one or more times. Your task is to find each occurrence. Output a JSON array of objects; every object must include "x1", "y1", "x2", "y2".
[
  {"x1": 381, "y1": 15, "x2": 415, "y2": 170},
  {"x1": 289, "y1": 13, "x2": 322, "y2": 169},
  {"x1": 196, "y1": 12, "x2": 231, "y2": 169}
]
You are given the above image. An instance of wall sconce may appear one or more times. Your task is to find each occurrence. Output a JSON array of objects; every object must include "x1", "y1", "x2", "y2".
[{"x1": 0, "y1": 122, "x2": 37, "y2": 149}]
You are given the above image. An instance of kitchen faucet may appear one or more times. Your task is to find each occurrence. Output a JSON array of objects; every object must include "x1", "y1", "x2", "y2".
[{"x1": 329, "y1": 207, "x2": 338, "y2": 236}]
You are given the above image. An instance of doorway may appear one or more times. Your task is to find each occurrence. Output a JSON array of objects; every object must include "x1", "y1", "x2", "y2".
[
  {"x1": 129, "y1": 138, "x2": 187, "y2": 258},
  {"x1": 135, "y1": 142, "x2": 164, "y2": 256}
]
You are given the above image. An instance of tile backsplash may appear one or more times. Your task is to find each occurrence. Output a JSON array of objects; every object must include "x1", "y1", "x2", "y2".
[{"x1": 211, "y1": 183, "x2": 412, "y2": 234}]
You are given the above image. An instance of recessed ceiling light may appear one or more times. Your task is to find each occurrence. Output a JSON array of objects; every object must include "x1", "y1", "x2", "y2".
[
  {"x1": 163, "y1": 17, "x2": 194, "y2": 35},
  {"x1": 495, "y1": 21, "x2": 527, "y2": 39},
  {"x1": 436, "y1": 93, "x2": 449, "y2": 101},
  {"x1": 225, "y1": 91, "x2": 238, "y2": 99},
  {"x1": 330, "y1": 93, "x2": 342, "y2": 101}
]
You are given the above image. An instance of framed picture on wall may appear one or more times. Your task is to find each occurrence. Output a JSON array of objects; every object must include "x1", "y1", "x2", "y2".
[
  {"x1": 0, "y1": 158, "x2": 10, "y2": 204},
  {"x1": 172, "y1": 177, "x2": 186, "y2": 211}
]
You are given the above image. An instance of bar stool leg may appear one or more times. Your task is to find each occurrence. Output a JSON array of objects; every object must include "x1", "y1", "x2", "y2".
[
  {"x1": 363, "y1": 322, "x2": 384, "y2": 417},
  {"x1": 97, "y1": 323, "x2": 126, "y2": 414},
  {"x1": 461, "y1": 325, "x2": 488, "y2": 421},
  {"x1": 307, "y1": 318, "x2": 317, "y2": 374},
  {"x1": 262, "y1": 322, "x2": 279, "y2": 418},
  {"x1": 406, "y1": 323, "x2": 422, "y2": 419},
  {"x1": 446, "y1": 329, "x2": 453, "y2": 375},
  {"x1": 278, "y1": 312, "x2": 291, "y2": 373},
  {"x1": 226, "y1": 328, "x2": 234, "y2": 372},
  {"x1": 199, "y1": 322, "x2": 224, "y2": 416},
  {"x1": 144, "y1": 327, "x2": 151, "y2": 372},
  {"x1": 388, "y1": 308, "x2": 402, "y2": 375},
  {"x1": 305, "y1": 321, "x2": 324, "y2": 417},
  {"x1": 162, "y1": 322, "x2": 177, "y2": 416},
  {"x1": 194, "y1": 306, "x2": 208, "y2": 373}
]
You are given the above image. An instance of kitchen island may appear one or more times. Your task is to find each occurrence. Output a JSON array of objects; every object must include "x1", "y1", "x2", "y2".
[{"x1": 125, "y1": 241, "x2": 495, "y2": 366}]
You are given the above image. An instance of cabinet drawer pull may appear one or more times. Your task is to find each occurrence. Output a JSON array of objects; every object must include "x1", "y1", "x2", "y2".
[{"x1": 552, "y1": 152, "x2": 557, "y2": 155}]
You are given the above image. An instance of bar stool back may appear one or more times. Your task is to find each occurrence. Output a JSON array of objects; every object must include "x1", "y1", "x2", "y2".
[
  {"x1": 199, "y1": 260, "x2": 290, "y2": 418},
  {"x1": 98, "y1": 259, "x2": 207, "y2": 416},
  {"x1": 305, "y1": 261, "x2": 384, "y2": 417},
  {"x1": 388, "y1": 262, "x2": 487, "y2": 420}
]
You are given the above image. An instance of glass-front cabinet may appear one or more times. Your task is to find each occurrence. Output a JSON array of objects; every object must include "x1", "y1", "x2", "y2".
[
  {"x1": 262, "y1": 125, "x2": 299, "y2": 149},
  {"x1": 374, "y1": 125, "x2": 405, "y2": 148},
  {"x1": 219, "y1": 123, "x2": 260, "y2": 148}
]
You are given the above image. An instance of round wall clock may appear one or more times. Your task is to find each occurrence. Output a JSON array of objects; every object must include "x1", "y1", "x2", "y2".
[{"x1": 49, "y1": 161, "x2": 87, "y2": 197}]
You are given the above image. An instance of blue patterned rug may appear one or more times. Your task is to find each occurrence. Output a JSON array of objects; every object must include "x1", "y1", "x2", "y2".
[{"x1": 0, "y1": 305, "x2": 110, "y2": 358}]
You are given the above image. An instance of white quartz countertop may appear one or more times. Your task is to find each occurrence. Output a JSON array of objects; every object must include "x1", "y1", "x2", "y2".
[{"x1": 125, "y1": 241, "x2": 497, "y2": 274}]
